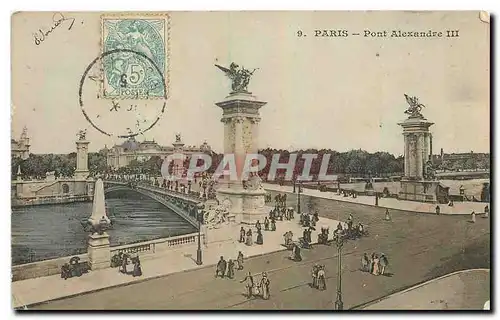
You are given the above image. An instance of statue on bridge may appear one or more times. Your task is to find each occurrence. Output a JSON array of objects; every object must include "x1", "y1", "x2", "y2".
[
  {"x1": 203, "y1": 203, "x2": 230, "y2": 229},
  {"x1": 403, "y1": 94, "x2": 426, "y2": 119},
  {"x1": 423, "y1": 160, "x2": 436, "y2": 180},
  {"x1": 77, "y1": 129, "x2": 87, "y2": 141},
  {"x1": 215, "y1": 62, "x2": 258, "y2": 93},
  {"x1": 245, "y1": 173, "x2": 263, "y2": 191}
]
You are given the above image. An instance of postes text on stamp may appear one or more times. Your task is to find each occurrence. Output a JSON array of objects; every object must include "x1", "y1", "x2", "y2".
[{"x1": 101, "y1": 15, "x2": 168, "y2": 99}]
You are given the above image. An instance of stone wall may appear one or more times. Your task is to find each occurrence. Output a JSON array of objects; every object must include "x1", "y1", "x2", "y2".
[
  {"x1": 12, "y1": 253, "x2": 88, "y2": 281},
  {"x1": 12, "y1": 232, "x2": 204, "y2": 282}
]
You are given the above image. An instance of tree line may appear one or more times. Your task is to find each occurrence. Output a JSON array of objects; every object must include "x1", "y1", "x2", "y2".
[{"x1": 12, "y1": 147, "x2": 488, "y2": 181}]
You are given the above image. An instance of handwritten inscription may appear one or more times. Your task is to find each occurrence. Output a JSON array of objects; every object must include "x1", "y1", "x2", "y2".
[{"x1": 33, "y1": 13, "x2": 75, "y2": 46}]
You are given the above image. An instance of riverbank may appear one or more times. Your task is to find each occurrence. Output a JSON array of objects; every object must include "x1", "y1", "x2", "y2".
[{"x1": 263, "y1": 183, "x2": 488, "y2": 215}]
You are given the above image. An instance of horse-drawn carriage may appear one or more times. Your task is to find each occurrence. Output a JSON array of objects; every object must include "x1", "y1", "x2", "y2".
[{"x1": 60, "y1": 256, "x2": 90, "y2": 280}]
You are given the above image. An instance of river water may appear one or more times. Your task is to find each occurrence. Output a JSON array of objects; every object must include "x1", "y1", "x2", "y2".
[{"x1": 11, "y1": 189, "x2": 197, "y2": 265}]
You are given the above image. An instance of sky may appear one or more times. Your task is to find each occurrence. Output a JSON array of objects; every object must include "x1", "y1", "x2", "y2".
[{"x1": 11, "y1": 11, "x2": 490, "y2": 156}]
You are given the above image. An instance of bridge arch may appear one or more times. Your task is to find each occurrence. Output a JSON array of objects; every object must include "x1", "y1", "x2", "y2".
[{"x1": 103, "y1": 182, "x2": 200, "y2": 228}]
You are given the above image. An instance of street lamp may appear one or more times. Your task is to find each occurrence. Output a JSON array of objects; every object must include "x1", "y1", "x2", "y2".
[
  {"x1": 333, "y1": 231, "x2": 348, "y2": 310},
  {"x1": 196, "y1": 203, "x2": 204, "y2": 265},
  {"x1": 297, "y1": 181, "x2": 303, "y2": 215}
]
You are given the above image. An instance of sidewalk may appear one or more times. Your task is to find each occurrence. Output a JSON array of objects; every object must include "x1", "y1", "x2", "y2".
[
  {"x1": 264, "y1": 184, "x2": 488, "y2": 215},
  {"x1": 12, "y1": 215, "x2": 341, "y2": 309},
  {"x1": 360, "y1": 269, "x2": 490, "y2": 310}
]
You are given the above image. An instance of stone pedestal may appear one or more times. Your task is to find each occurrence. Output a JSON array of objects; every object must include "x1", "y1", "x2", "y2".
[
  {"x1": 215, "y1": 92, "x2": 267, "y2": 225},
  {"x1": 399, "y1": 179, "x2": 440, "y2": 203},
  {"x1": 87, "y1": 233, "x2": 110, "y2": 270},
  {"x1": 75, "y1": 140, "x2": 90, "y2": 180},
  {"x1": 217, "y1": 187, "x2": 267, "y2": 225}
]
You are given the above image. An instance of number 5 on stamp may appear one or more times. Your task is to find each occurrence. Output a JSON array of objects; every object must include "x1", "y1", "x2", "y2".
[{"x1": 101, "y1": 14, "x2": 169, "y2": 99}]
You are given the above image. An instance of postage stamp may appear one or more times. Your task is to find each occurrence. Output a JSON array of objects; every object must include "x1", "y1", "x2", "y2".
[{"x1": 101, "y1": 14, "x2": 169, "y2": 99}]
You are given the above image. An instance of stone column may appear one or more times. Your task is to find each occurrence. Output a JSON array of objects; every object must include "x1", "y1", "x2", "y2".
[
  {"x1": 75, "y1": 140, "x2": 90, "y2": 180},
  {"x1": 233, "y1": 116, "x2": 245, "y2": 184},
  {"x1": 250, "y1": 117, "x2": 261, "y2": 154},
  {"x1": 404, "y1": 134, "x2": 409, "y2": 177},
  {"x1": 416, "y1": 134, "x2": 422, "y2": 178}
]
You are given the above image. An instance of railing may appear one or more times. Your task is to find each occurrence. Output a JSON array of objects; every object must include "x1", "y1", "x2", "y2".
[
  {"x1": 12, "y1": 194, "x2": 91, "y2": 207},
  {"x1": 105, "y1": 179, "x2": 202, "y2": 203},
  {"x1": 110, "y1": 232, "x2": 203, "y2": 256}
]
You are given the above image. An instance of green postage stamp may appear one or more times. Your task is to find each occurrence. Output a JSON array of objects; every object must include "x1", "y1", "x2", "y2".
[{"x1": 101, "y1": 14, "x2": 169, "y2": 99}]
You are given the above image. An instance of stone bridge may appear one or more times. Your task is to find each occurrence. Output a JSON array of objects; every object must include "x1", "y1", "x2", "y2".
[{"x1": 103, "y1": 180, "x2": 202, "y2": 228}]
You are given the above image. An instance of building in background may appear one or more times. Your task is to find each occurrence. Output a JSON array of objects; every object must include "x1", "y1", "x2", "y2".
[
  {"x1": 102, "y1": 134, "x2": 212, "y2": 169},
  {"x1": 11, "y1": 126, "x2": 30, "y2": 160}
]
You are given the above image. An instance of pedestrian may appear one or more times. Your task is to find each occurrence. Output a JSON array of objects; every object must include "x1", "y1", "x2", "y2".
[
  {"x1": 385, "y1": 208, "x2": 391, "y2": 221},
  {"x1": 215, "y1": 256, "x2": 227, "y2": 278},
  {"x1": 239, "y1": 227, "x2": 246, "y2": 243},
  {"x1": 293, "y1": 244, "x2": 302, "y2": 262},
  {"x1": 372, "y1": 254, "x2": 380, "y2": 276},
  {"x1": 246, "y1": 229, "x2": 253, "y2": 246},
  {"x1": 484, "y1": 205, "x2": 489, "y2": 218},
  {"x1": 370, "y1": 253, "x2": 376, "y2": 273},
  {"x1": 270, "y1": 218, "x2": 276, "y2": 231},
  {"x1": 379, "y1": 254, "x2": 389, "y2": 275},
  {"x1": 255, "y1": 220, "x2": 262, "y2": 232},
  {"x1": 256, "y1": 230, "x2": 263, "y2": 245},
  {"x1": 317, "y1": 265, "x2": 326, "y2": 291},
  {"x1": 259, "y1": 272, "x2": 270, "y2": 300},
  {"x1": 237, "y1": 251, "x2": 244, "y2": 270},
  {"x1": 227, "y1": 259, "x2": 235, "y2": 279},
  {"x1": 471, "y1": 211, "x2": 476, "y2": 223},
  {"x1": 361, "y1": 253, "x2": 369, "y2": 272},
  {"x1": 311, "y1": 264, "x2": 318, "y2": 288},
  {"x1": 240, "y1": 272, "x2": 254, "y2": 299},
  {"x1": 264, "y1": 217, "x2": 270, "y2": 231},
  {"x1": 132, "y1": 256, "x2": 142, "y2": 277}
]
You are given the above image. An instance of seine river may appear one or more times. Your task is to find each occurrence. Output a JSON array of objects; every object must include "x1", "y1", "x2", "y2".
[{"x1": 11, "y1": 190, "x2": 197, "y2": 265}]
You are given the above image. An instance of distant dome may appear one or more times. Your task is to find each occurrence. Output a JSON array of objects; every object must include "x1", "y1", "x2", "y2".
[{"x1": 121, "y1": 137, "x2": 140, "y2": 151}]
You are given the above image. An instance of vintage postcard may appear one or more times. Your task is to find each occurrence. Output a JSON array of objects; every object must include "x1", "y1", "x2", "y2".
[{"x1": 11, "y1": 11, "x2": 490, "y2": 311}]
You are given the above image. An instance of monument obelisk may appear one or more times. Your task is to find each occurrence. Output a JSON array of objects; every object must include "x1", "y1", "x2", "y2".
[
  {"x1": 215, "y1": 62, "x2": 267, "y2": 224},
  {"x1": 398, "y1": 94, "x2": 445, "y2": 203}
]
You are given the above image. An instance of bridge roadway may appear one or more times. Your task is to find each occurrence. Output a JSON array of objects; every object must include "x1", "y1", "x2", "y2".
[{"x1": 103, "y1": 180, "x2": 202, "y2": 228}]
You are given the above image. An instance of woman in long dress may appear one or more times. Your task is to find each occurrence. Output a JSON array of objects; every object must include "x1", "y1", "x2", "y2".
[
  {"x1": 237, "y1": 251, "x2": 244, "y2": 270},
  {"x1": 372, "y1": 255, "x2": 381, "y2": 276},
  {"x1": 293, "y1": 244, "x2": 302, "y2": 261},
  {"x1": 259, "y1": 272, "x2": 270, "y2": 300},
  {"x1": 317, "y1": 266, "x2": 326, "y2": 290},
  {"x1": 246, "y1": 229, "x2": 253, "y2": 246},
  {"x1": 256, "y1": 230, "x2": 263, "y2": 245},
  {"x1": 133, "y1": 256, "x2": 142, "y2": 277}
]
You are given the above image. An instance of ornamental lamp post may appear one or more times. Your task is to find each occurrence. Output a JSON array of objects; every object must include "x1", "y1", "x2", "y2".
[
  {"x1": 334, "y1": 231, "x2": 347, "y2": 310},
  {"x1": 196, "y1": 203, "x2": 204, "y2": 265}
]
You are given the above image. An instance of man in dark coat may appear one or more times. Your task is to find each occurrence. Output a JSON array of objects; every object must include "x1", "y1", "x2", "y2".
[
  {"x1": 215, "y1": 256, "x2": 227, "y2": 278},
  {"x1": 239, "y1": 227, "x2": 246, "y2": 243},
  {"x1": 227, "y1": 259, "x2": 235, "y2": 279}
]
